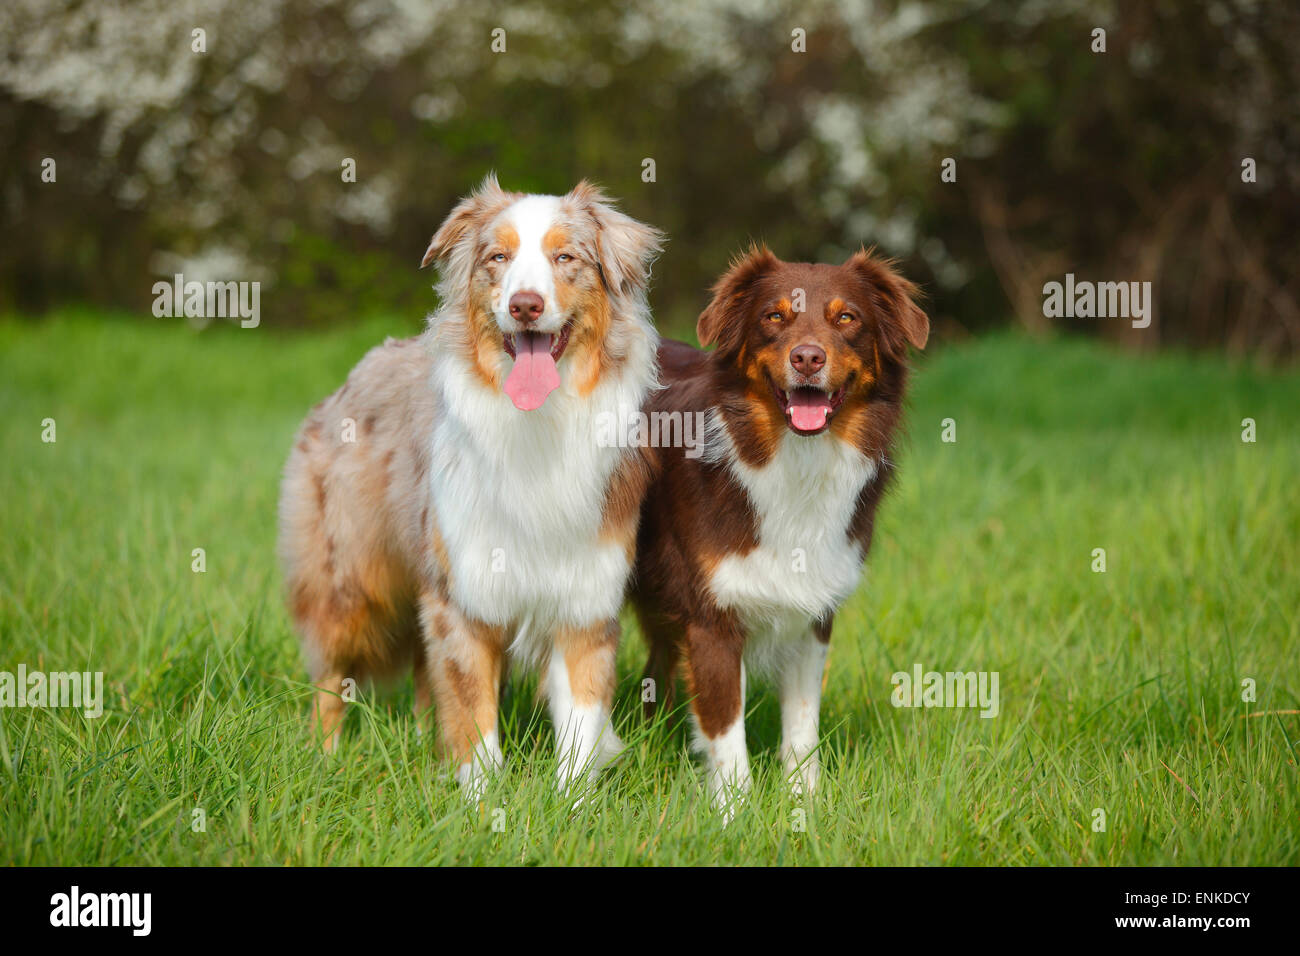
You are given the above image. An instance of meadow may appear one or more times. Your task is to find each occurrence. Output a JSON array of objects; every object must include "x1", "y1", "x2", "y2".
[{"x1": 2, "y1": 312, "x2": 1297, "y2": 865}]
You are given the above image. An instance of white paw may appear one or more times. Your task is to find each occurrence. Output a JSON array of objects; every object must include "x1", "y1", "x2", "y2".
[
  {"x1": 783, "y1": 751, "x2": 820, "y2": 797},
  {"x1": 713, "y1": 786, "x2": 748, "y2": 826},
  {"x1": 554, "y1": 719, "x2": 625, "y2": 796},
  {"x1": 708, "y1": 765, "x2": 752, "y2": 824},
  {"x1": 593, "y1": 728, "x2": 626, "y2": 771},
  {"x1": 456, "y1": 735, "x2": 503, "y2": 802},
  {"x1": 457, "y1": 760, "x2": 490, "y2": 802}
]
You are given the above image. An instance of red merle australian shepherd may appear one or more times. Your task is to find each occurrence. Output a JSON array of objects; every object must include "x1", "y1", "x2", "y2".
[
  {"x1": 632, "y1": 244, "x2": 928, "y2": 811},
  {"x1": 279, "y1": 177, "x2": 662, "y2": 798}
]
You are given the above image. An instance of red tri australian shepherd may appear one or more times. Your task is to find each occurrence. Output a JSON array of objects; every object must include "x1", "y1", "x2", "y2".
[{"x1": 632, "y1": 244, "x2": 928, "y2": 810}]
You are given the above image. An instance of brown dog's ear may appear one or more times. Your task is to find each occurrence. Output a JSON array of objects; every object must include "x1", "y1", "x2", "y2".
[
  {"x1": 420, "y1": 173, "x2": 511, "y2": 269},
  {"x1": 567, "y1": 180, "x2": 665, "y2": 299},
  {"x1": 845, "y1": 247, "x2": 928, "y2": 352},
  {"x1": 697, "y1": 243, "x2": 779, "y2": 352}
]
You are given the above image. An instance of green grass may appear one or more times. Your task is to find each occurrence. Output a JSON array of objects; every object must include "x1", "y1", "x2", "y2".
[{"x1": 2, "y1": 311, "x2": 1297, "y2": 865}]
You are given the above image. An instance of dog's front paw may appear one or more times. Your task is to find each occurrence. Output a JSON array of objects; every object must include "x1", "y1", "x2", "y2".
[
  {"x1": 707, "y1": 762, "x2": 752, "y2": 825},
  {"x1": 593, "y1": 727, "x2": 626, "y2": 772},
  {"x1": 782, "y1": 749, "x2": 820, "y2": 797},
  {"x1": 555, "y1": 736, "x2": 622, "y2": 801},
  {"x1": 456, "y1": 760, "x2": 492, "y2": 802},
  {"x1": 455, "y1": 739, "x2": 504, "y2": 802}
]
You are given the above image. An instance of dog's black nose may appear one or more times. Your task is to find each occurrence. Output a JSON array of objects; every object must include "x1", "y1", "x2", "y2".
[
  {"x1": 790, "y1": 343, "x2": 826, "y2": 375},
  {"x1": 508, "y1": 291, "x2": 545, "y2": 324}
]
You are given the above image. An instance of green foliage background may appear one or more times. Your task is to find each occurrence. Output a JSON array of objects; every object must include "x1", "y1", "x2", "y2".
[{"x1": 1, "y1": 0, "x2": 1297, "y2": 353}]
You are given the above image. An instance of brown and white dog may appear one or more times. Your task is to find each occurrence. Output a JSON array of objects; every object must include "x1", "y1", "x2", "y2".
[
  {"x1": 278, "y1": 176, "x2": 662, "y2": 796},
  {"x1": 632, "y1": 245, "x2": 927, "y2": 809}
]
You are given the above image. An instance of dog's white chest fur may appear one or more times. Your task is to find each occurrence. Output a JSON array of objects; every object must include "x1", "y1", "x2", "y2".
[
  {"x1": 428, "y1": 353, "x2": 646, "y2": 647},
  {"x1": 705, "y1": 416, "x2": 877, "y2": 669}
]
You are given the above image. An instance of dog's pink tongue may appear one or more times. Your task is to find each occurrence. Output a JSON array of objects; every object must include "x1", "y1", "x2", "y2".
[
  {"x1": 787, "y1": 390, "x2": 831, "y2": 431},
  {"x1": 504, "y1": 332, "x2": 559, "y2": 411}
]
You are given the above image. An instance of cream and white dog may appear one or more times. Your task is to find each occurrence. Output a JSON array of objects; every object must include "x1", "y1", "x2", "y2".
[{"x1": 278, "y1": 176, "x2": 662, "y2": 795}]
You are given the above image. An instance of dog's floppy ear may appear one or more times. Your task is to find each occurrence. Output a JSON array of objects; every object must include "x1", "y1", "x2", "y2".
[
  {"x1": 420, "y1": 173, "x2": 510, "y2": 269},
  {"x1": 567, "y1": 180, "x2": 664, "y2": 299},
  {"x1": 845, "y1": 247, "x2": 928, "y2": 352},
  {"x1": 697, "y1": 243, "x2": 779, "y2": 353}
]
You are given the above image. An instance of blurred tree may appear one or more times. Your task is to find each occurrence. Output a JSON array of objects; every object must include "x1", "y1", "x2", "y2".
[{"x1": 0, "y1": 0, "x2": 1295, "y2": 356}]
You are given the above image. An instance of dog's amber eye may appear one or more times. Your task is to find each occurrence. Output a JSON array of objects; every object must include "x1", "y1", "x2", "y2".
[
  {"x1": 766, "y1": 312, "x2": 783, "y2": 323},
  {"x1": 837, "y1": 312, "x2": 855, "y2": 325},
  {"x1": 556, "y1": 253, "x2": 573, "y2": 263},
  {"x1": 490, "y1": 253, "x2": 507, "y2": 263}
]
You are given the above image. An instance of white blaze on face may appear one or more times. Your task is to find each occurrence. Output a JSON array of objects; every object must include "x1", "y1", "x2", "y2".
[
  {"x1": 494, "y1": 196, "x2": 570, "y2": 411},
  {"x1": 496, "y1": 196, "x2": 564, "y2": 333}
]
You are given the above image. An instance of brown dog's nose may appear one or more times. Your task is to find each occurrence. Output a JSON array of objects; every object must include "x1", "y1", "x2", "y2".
[
  {"x1": 508, "y1": 291, "x2": 545, "y2": 324},
  {"x1": 790, "y1": 344, "x2": 826, "y2": 376}
]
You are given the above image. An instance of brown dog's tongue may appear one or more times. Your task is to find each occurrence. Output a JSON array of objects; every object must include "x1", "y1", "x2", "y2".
[
  {"x1": 504, "y1": 331, "x2": 559, "y2": 411},
  {"x1": 787, "y1": 389, "x2": 831, "y2": 431}
]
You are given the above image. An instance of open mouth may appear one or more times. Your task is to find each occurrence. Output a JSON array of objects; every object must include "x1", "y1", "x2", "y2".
[
  {"x1": 501, "y1": 322, "x2": 573, "y2": 411},
  {"x1": 502, "y1": 322, "x2": 572, "y2": 362},
  {"x1": 770, "y1": 376, "x2": 849, "y2": 435}
]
